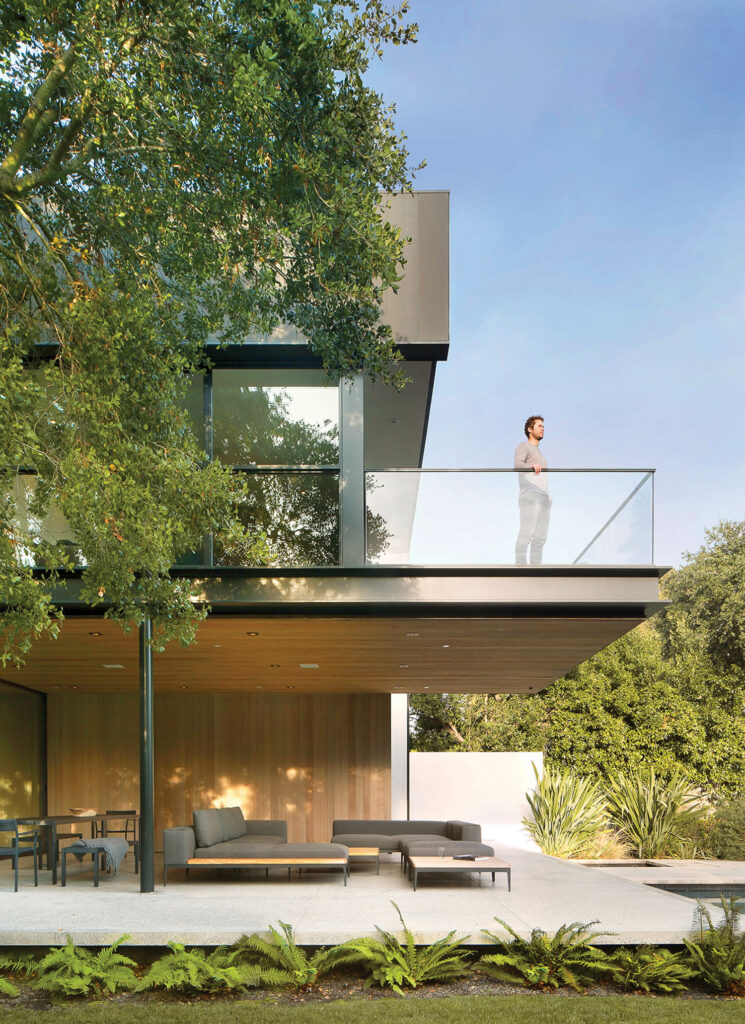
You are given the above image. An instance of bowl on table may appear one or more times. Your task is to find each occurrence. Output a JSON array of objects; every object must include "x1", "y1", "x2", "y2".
[{"x1": 69, "y1": 808, "x2": 97, "y2": 816}]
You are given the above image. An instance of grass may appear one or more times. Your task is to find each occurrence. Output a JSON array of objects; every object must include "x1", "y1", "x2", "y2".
[{"x1": 1, "y1": 997, "x2": 744, "y2": 1023}]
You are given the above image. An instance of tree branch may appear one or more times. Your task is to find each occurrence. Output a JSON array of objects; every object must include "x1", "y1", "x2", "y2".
[{"x1": 1, "y1": 46, "x2": 78, "y2": 177}]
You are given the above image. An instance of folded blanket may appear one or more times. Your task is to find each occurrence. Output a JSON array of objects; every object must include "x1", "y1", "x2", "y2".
[{"x1": 69, "y1": 837, "x2": 129, "y2": 875}]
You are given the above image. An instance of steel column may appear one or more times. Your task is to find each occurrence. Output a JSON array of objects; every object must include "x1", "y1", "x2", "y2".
[
  {"x1": 139, "y1": 616, "x2": 155, "y2": 893},
  {"x1": 339, "y1": 373, "x2": 365, "y2": 566}
]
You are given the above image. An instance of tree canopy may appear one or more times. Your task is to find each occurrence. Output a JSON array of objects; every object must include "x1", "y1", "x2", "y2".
[{"x1": 0, "y1": 1, "x2": 418, "y2": 662}]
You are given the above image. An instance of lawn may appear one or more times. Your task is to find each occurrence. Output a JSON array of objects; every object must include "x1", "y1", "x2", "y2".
[{"x1": 2, "y1": 997, "x2": 743, "y2": 1023}]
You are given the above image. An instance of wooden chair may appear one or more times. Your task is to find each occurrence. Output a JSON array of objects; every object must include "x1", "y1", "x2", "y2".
[{"x1": 0, "y1": 819, "x2": 39, "y2": 891}]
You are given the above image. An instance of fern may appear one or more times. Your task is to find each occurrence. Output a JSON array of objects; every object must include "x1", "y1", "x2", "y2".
[
  {"x1": 480, "y1": 918, "x2": 615, "y2": 991},
  {"x1": 229, "y1": 922, "x2": 339, "y2": 988},
  {"x1": 683, "y1": 898, "x2": 745, "y2": 995},
  {"x1": 0, "y1": 952, "x2": 36, "y2": 977},
  {"x1": 0, "y1": 977, "x2": 19, "y2": 997},
  {"x1": 137, "y1": 942, "x2": 263, "y2": 993},
  {"x1": 324, "y1": 902, "x2": 471, "y2": 995},
  {"x1": 610, "y1": 946, "x2": 694, "y2": 993},
  {"x1": 31, "y1": 935, "x2": 137, "y2": 996}
]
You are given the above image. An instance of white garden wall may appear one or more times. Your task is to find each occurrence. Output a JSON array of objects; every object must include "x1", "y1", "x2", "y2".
[{"x1": 409, "y1": 751, "x2": 543, "y2": 851}]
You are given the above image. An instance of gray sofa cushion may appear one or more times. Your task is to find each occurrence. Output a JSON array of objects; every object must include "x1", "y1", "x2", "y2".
[
  {"x1": 220, "y1": 806, "x2": 246, "y2": 842},
  {"x1": 446, "y1": 820, "x2": 483, "y2": 842},
  {"x1": 281, "y1": 843, "x2": 348, "y2": 858},
  {"x1": 193, "y1": 840, "x2": 281, "y2": 859},
  {"x1": 332, "y1": 819, "x2": 447, "y2": 837},
  {"x1": 400, "y1": 840, "x2": 494, "y2": 858},
  {"x1": 243, "y1": 820, "x2": 288, "y2": 842},
  {"x1": 395, "y1": 832, "x2": 452, "y2": 845},
  {"x1": 193, "y1": 809, "x2": 225, "y2": 848},
  {"x1": 331, "y1": 832, "x2": 400, "y2": 852}
]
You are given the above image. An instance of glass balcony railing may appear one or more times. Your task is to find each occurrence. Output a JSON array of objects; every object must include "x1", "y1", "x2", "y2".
[
  {"x1": 11, "y1": 468, "x2": 655, "y2": 571},
  {"x1": 365, "y1": 469, "x2": 654, "y2": 566}
]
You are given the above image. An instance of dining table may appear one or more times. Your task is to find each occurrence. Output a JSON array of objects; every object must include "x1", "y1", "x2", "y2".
[{"x1": 16, "y1": 813, "x2": 139, "y2": 885}]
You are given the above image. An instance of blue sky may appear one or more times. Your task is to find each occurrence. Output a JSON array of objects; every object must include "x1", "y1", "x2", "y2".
[{"x1": 367, "y1": 0, "x2": 745, "y2": 567}]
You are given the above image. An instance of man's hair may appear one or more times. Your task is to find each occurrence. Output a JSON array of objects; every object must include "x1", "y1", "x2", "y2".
[{"x1": 524, "y1": 415, "x2": 544, "y2": 438}]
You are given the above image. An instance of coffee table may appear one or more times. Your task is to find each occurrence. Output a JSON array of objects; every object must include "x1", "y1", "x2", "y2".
[
  {"x1": 347, "y1": 847, "x2": 380, "y2": 874},
  {"x1": 408, "y1": 855, "x2": 511, "y2": 892}
]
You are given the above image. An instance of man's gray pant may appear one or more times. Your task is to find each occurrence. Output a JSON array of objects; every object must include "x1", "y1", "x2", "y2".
[{"x1": 516, "y1": 490, "x2": 551, "y2": 564}]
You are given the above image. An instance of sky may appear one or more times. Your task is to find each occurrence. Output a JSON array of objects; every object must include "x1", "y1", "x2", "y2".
[{"x1": 366, "y1": 0, "x2": 745, "y2": 568}]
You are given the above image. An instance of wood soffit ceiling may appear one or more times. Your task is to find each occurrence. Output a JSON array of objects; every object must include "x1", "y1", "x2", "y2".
[{"x1": 0, "y1": 615, "x2": 644, "y2": 696}]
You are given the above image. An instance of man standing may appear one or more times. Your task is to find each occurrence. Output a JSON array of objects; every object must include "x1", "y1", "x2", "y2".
[{"x1": 515, "y1": 415, "x2": 551, "y2": 564}]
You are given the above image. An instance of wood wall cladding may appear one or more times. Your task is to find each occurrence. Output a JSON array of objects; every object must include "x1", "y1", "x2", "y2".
[
  {"x1": 0, "y1": 684, "x2": 44, "y2": 837},
  {"x1": 46, "y1": 693, "x2": 390, "y2": 844}
]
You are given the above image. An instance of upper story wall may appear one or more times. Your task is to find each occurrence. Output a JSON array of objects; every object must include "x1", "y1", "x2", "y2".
[{"x1": 380, "y1": 191, "x2": 450, "y2": 358}]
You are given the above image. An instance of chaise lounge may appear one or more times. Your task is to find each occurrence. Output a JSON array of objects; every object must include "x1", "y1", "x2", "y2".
[{"x1": 163, "y1": 808, "x2": 349, "y2": 884}]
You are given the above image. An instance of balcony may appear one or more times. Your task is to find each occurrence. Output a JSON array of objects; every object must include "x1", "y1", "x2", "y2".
[
  {"x1": 13, "y1": 467, "x2": 655, "y2": 569},
  {"x1": 365, "y1": 468, "x2": 654, "y2": 567}
]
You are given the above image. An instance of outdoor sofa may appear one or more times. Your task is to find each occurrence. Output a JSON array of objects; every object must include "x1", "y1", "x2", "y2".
[
  {"x1": 163, "y1": 807, "x2": 348, "y2": 884},
  {"x1": 330, "y1": 819, "x2": 494, "y2": 864}
]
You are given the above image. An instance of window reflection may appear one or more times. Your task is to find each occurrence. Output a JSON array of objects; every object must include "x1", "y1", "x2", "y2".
[
  {"x1": 215, "y1": 473, "x2": 340, "y2": 567},
  {"x1": 213, "y1": 370, "x2": 339, "y2": 465}
]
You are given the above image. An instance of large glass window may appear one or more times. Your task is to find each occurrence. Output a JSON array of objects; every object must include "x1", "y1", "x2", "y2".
[{"x1": 213, "y1": 370, "x2": 339, "y2": 466}]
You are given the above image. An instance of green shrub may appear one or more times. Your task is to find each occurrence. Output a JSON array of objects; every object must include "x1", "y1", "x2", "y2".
[
  {"x1": 709, "y1": 799, "x2": 745, "y2": 860},
  {"x1": 610, "y1": 945, "x2": 694, "y2": 993},
  {"x1": 684, "y1": 898, "x2": 745, "y2": 994},
  {"x1": 605, "y1": 767, "x2": 702, "y2": 859},
  {"x1": 30, "y1": 935, "x2": 137, "y2": 997},
  {"x1": 137, "y1": 942, "x2": 278, "y2": 993},
  {"x1": 327, "y1": 902, "x2": 472, "y2": 995},
  {"x1": 522, "y1": 764, "x2": 608, "y2": 858},
  {"x1": 229, "y1": 922, "x2": 340, "y2": 989},
  {"x1": 479, "y1": 918, "x2": 615, "y2": 991}
]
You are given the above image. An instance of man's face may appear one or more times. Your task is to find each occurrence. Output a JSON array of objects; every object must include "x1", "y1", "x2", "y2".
[{"x1": 529, "y1": 419, "x2": 544, "y2": 441}]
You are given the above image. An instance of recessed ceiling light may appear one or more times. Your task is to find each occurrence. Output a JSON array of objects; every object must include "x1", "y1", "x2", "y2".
[
  {"x1": 394, "y1": 685, "x2": 404, "y2": 689},
  {"x1": 423, "y1": 686, "x2": 430, "y2": 690},
  {"x1": 102, "y1": 664, "x2": 124, "y2": 669},
  {"x1": 299, "y1": 663, "x2": 318, "y2": 669},
  {"x1": 287, "y1": 685, "x2": 295, "y2": 690},
  {"x1": 88, "y1": 631, "x2": 102, "y2": 637},
  {"x1": 246, "y1": 631, "x2": 259, "y2": 636},
  {"x1": 442, "y1": 644, "x2": 450, "y2": 649},
  {"x1": 405, "y1": 632, "x2": 419, "y2": 638},
  {"x1": 270, "y1": 664, "x2": 280, "y2": 668},
  {"x1": 399, "y1": 664, "x2": 409, "y2": 669},
  {"x1": 72, "y1": 685, "x2": 79, "y2": 691},
  {"x1": 180, "y1": 685, "x2": 189, "y2": 690}
]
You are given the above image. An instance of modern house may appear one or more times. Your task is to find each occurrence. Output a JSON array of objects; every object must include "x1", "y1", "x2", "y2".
[{"x1": 0, "y1": 192, "x2": 665, "y2": 891}]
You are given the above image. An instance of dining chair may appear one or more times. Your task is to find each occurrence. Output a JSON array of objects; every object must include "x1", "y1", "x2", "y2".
[{"x1": 0, "y1": 819, "x2": 40, "y2": 891}]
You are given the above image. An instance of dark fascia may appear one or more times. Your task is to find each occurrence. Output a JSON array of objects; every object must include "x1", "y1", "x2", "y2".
[{"x1": 32, "y1": 340, "x2": 450, "y2": 369}]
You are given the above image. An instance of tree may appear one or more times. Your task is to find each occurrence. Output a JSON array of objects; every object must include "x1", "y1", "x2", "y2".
[
  {"x1": 0, "y1": 1, "x2": 417, "y2": 662},
  {"x1": 657, "y1": 520, "x2": 745, "y2": 680}
]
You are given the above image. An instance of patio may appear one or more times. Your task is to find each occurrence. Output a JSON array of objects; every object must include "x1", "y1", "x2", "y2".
[{"x1": 0, "y1": 840, "x2": 713, "y2": 948}]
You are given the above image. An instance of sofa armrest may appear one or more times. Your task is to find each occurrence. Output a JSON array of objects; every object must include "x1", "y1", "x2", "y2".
[
  {"x1": 243, "y1": 820, "x2": 287, "y2": 842},
  {"x1": 163, "y1": 827, "x2": 196, "y2": 865},
  {"x1": 446, "y1": 820, "x2": 482, "y2": 842}
]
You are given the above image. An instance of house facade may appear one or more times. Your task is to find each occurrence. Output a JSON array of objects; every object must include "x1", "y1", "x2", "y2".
[{"x1": 0, "y1": 192, "x2": 665, "y2": 889}]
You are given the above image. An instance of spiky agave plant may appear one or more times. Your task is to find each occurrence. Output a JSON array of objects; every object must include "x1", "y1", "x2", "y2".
[
  {"x1": 522, "y1": 764, "x2": 608, "y2": 859},
  {"x1": 324, "y1": 902, "x2": 472, "y2": 995},
  {"x1": 605, "y1": 767, "x2": 702, "y2": 859},
  {"x1": 479, "y1": 918, "x2": 615, "y2": 991}
]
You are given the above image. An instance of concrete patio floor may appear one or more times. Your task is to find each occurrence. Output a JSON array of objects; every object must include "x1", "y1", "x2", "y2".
[{"x1": 0, "y1": 841, "x2": 727, "y2": 948}]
